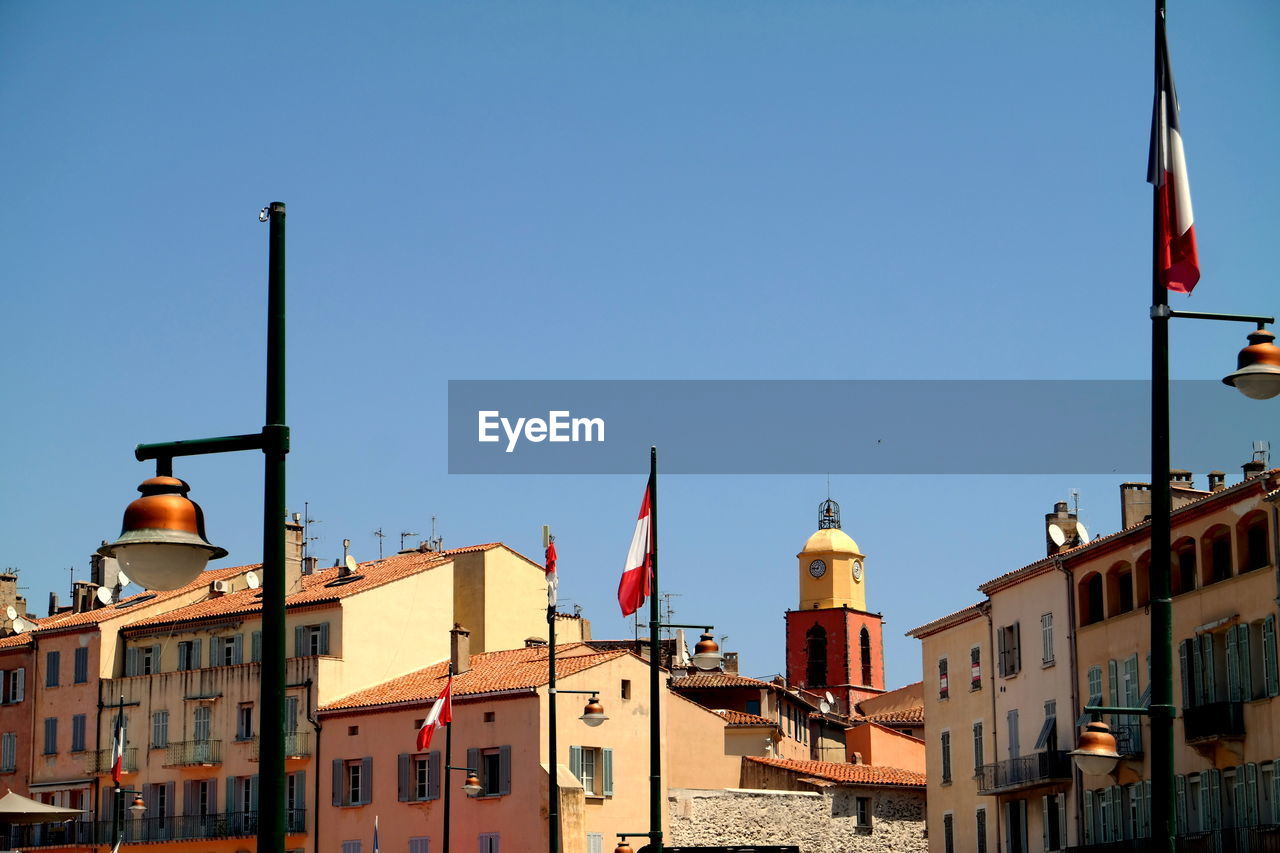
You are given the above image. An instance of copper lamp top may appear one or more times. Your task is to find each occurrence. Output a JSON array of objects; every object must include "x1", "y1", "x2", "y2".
[{"x1": 98, "y1": 477, "x2": 227, "y2": 560}]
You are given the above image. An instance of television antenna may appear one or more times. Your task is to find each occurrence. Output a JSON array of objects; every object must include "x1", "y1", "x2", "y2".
[
  {"x1": 400, "y1": 531, "x2": 419, "y2": 552},
  {"x1": 301, "y1": 502, "x2": 322, "y2": 559},
  {"x1": 372, "y1": 528, "x2": 387, "y2": 560},
  {"x1": 426, "y1": 515, "x2": 444, "y2": 552}
]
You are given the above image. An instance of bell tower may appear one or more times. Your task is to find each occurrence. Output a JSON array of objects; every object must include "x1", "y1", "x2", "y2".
[{"x1": 785, "y1": 499, "x2": 886, "y2": 708}]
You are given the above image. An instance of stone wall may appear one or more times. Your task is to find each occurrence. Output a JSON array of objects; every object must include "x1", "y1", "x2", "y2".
[{"x1": 668, "y1": 786, "x2": 926, "y2": 853}]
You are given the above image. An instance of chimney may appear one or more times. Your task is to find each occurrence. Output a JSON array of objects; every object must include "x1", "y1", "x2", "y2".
[
  {"x1": 90, "y1": 553, "x2": 121, "y2": 591},
  {"x1": 1208, "y1": 471, "x2": 1226, "y2": 492},
  {"x1": 301, "y1": 556, "x2": 318, "y2": 576},
  {"x1": 285, "y1": 518, "x2": 305, "y2": 594},
  {"x1": 0, "y1": 574, "x2": 19, "y2": 624},
  {"x1": 1044, "y1": 500, "x2": 1080, "y2": 555},
  {"x1": 72, "y1": 581, "x2": 98, "y2": 614},
  {"x1": 450, "y1": 624, "x2": 472, "y2": 675},
  {"x1": 48, "y1": 592, "x2": 59, "y2": 617},
  {"x1": 1243, "y1": 459, "x2": 1266, "y2": 479},
  {"x1": 1120, "y1": 482, "x2": 1152, "y2": 529},
  {"x1": 1170, "y1": 469, "x2": 1195, "y2": 490},
  {"x1": 524, "y1": 636, "x2": 547, "y2": 648},
  {"x1": 723, "y1": 651, "x2": 740, "y2": 675}
]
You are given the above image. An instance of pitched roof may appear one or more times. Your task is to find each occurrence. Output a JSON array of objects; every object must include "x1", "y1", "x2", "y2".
[
  {"x1": 713, "y1": 709, "x2": 777, "y2": 727},
  {"x1": 122, "y1": 544, "x2": 501, "y2": 634},
  {"x1": 744, "y1": 756, "x2": 925, "y2": 788},
  {"x1": 320, "y1": 644, "x2": 628, "y2": 713},
  {"x1": 906, "y1": 603, "x2": 985, "y2": 638},
  {"x1": 853, "y1": 706, "x2": 924, "y2": 725},
  {"x1": 669, "y1": 673, "x2": 773, "y2": 690}
]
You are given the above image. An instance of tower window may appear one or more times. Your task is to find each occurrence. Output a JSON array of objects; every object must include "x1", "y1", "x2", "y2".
[
  {"x1": 860, "y1": 627, "x2": 873, "y2": 686},
  {"x1": 806, "y1": 625, "x2": 827, "y2": 687}
]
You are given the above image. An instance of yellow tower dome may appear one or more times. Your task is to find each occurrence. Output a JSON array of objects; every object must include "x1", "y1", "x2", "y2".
[{"x1": 797, "y1": 499, "x2": 867, "y2": 611}]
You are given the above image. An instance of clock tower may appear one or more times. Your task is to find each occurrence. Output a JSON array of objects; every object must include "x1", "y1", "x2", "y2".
[{"x1": 785, "y1": 499, "x2": 887, "y2": 709}]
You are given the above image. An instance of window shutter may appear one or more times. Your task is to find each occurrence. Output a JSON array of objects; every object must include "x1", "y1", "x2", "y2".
[
  {"x1": 125, "y1": 648, "x2": 138, "y2": 677},
  {"x1": 226, "y1": 777, "x2": 236, "y2": 816},
  {"x1": 209, "y1": 778, "x2": 217, "y2": 814},
  {"x1": 398, "y1": 753, "x2": 410, "y2": 802},
  {"x1": 1083, "y1": 790, "x2": 1095, "y2": 844},
  {"x1": 252, "y1": 632, "x2": 262, "y2": 663},
  {"x1": 1179, "y1": 640, "x2": 1192, "y2": 708},
  {"x1": 293, "y1": 770, "x2": 306, "y2": 810},
  {"x1": 320, "y1": 623, "x2": 330, "y2": 655},
  {"x1": 13, "y1": 669, "x2": 23, "y2": 703},
  {"x1": 428, "y1": 752, "x2": 441, "y2": 801},
  {"x1": 184, "y1": 780, "x2": 195, "y2": 816},
  {"x1": 1012, "y1": 622, "x2": 1021, "y2": 673},
  {"x1": 331, "y1": 759, "x2": 343, "y2": 806},
  {"x1": 192, "y1": 638, "x2": 202, "y2": 667},
  {"x1": 1227, "y1": 625, "x2": 1241, "y2": 701},
  {"x1": 1263, "y1": 616, "x2": 1279, "y2": 697},
  {"x1": 211, "y1": 637, "x2": 223, "y2": 664},
  {"x1": 1207, "y1": 769, "x2": 1222, "y2": 831},
  {"x1": 232, "y1": 635, "x2": 244, "y2": 665},
  {"x1": 1201, "y1": 634, "x2": 1216, "y2": 703},
  {"x1": 1041, "y1": 796, "x2": 1049, "y2": 851},
  {"x1": 360, "y1": 757, "x2": 372, "y2": 804},
  {"x1": 295, "y1": 626, "x2": 306, "y2": 657},
  {"x1": 1238, "y1": 624, "x2": 1253, "y2": 700},
  {"x1": 166, "y1": 781, "x2": 175, "y2": 817},
  {"x1": 499, "y1": 745, "x2": 512, "y2": 795},
  {"x1": 997, "y1": 628, "x2": 1007, "y2": 676},
  {"x1": 602, "y1": 748, "x2": 613, "y2": 797},
  {"x1": 568, "y1": 746, "x2": 582, "y2": 781},
  {"x1": 1245, "y1": 763, "x2": 1259, "y2": 827},
  {"x1": 1135, "y1": 782, "x2": 1148, "y2": 838},
  {"x1": 467, "y1": 748, "x2": 480, "y2": 789},
  {"x1": 1175, "y1": 775, "x2": 1187, "y2": 835}
]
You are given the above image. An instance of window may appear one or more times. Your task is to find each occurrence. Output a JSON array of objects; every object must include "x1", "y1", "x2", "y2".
[
  {"x1": 1262, "y1": 615, "x2": 1280, "y2": 698},
  {"x1": 295, "y1": 623, "x2": 331, "y2": 657},
  {"x1": 478, "y1": 834, "x2": 500, "y2": 853},
  {"x1": 342, "y1": 842, "x2": 362, "y2": 853},
  {"x1": 183, "y1": 778, "x2": 216, "y2": 817},
  {"x1": 237, "y1": 705, "x2": 253, "y2": 740},
  {"x1": 152, "y1": 711, "x2": 169, "y2": 749},
  {"x1": 348, "y1": 726, "x2": 359, "y2": 736},
  {"x1": 397, "y1": 752, "x2": 440, "y2": 802},
  {"x1": 1203, "y1": 526, "x2": 1233, "y2": 585},
  {"x1": 1080, "y1": 573, "x2": 1104, "y2": 625},
  {"x1": 144, "y1": 782, "x2": 171, "y2": 834},
  {"x1": 177, "y1": 640, "x2": 201, "y2": 671},
  {"x1": 1173, "y1": 540, "x2": 1197, "y2": 594},
  {"x1": 860, "y1": 627, "x2": 873, "y2": 685},
  {"x1": 332, "y1": 757, "x2": 372, "y2": 806},
  {"x1": 997, "y1": 623, "x2": 1021, "y2": 677},
  {"x1": 214, "y1": 635, "x2": 244, "y2": 666},
  {"x1": 125, "y1": 645, "x2": 159, "y2": 676},
  {"x1": 1006, "y1": 798, "x2": 1028, "y2": 853},
  {"x1": 43, "y1": 717, "x2": 57, "y2": 754},
  {"x1": 975, "y1": 807, "x2": 987, "y2": 853},
  {"x1": 1043, "y1": 793, "x2": 1066, "y2": 851},
  {"x1": 1041, "y1": 613, "x2": 1054, "y2": 664},
  {"x1": 973, "y1": 722, "x2": 984, "y2": 774},
  {"x1": 1033, "y1": 701, "x2": 1057, "y2": 752},
  {"x1": 4, "y1": 668, "x2": 24, "y2": 703},
  {"x1": 483, "y1": 711, "x2": 495, "y2": 723},
  {"x1": 854, "y1": 796, "x2": 872, "y2": 833},
  {"x1": 287, "y1": 770, "x2": 307, "y2": 829},
  {"x1": 1240, "y1": 514, "x2": 1270, "y2": 572},
  {"x1": 193, "y1": 706, "x2": 211, "y2": 742},
  {"x1": 805, "y1": 625, "x2": 827, "y2": 687},
  {"x1": 71, "y1": 714, "x2": 86, "y2": 752},
  {"x1": 74, "y1": 647, "x2": 88, "y2": 683},
  {"x1": 940, "y1": 730, "x2": 952, "y2": 783},
  {"x1": 970, "y1": 646, "x2": 982, "y2": 690},
  {"x1": 1078, "y1": 665, "x2": 1104, "y2": 726},
  {"x1": 942, "y1": 812, "x2": 954, "y2": 853},
  {"x1": 45, "y1": 651, "x2": 60, "y2": 687},
  {"x1": 620, "y1": 679, "x2": 631, "y2": 700},
  {"x1": 468, "y1": 746, "x2": 511, "y2": 797},
  {"x1": 938, "y1": 658, "x2": 949, "y2": 700},
  {"x1": 586, "y1": 834, "x2": 602, "y2": 853},
  {"x1": 569, "y1": 746, "x2": 613, "y2": 797},
  {"x1": 0, "y1": 733, "x2": 16, "y2": 771},
  {"x1": 409, "y1": 839, "x2": 430, "y2": 853}
]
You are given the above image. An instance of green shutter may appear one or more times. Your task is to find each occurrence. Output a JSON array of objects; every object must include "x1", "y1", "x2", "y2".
[
  {"x1": 1083, "y1": 790, "x2": 1095, "y2": 844},
  {"x1": 1245, "y1": 763, "x2": 1259, "y2": 827},
  {"x1": 331, "y1": 759, "x2": 342, "y2": 806},
  {"x1": 360, "y1": 756, "x2": 372, "y2": 803},
  {"x1": 1179, "y1": 640, "x2": 1192, "y2": 709},
  {"x1": 319, "y1": 623, "x2": 330, "y2": 655},
  {"x1": 1238, "y1": 624, "x2": 1253, "y2": 700},
  {"x1": 1227, "y1": 626, "x2": 1241, "y2": 700},
  {"x1": 1263, "y1": 616, "x2": 1279, "y2": 697},
  {"x1": 499, "y1": 745, "x2": 512, "y2": 795},
  {"x1": 1175, "y1": 776, "x2": 1187, "y2": 835},
  {"x1": 568, "y1": 745, "x2": 582, "y2": 781},
  {"x1": 225, "y1": 776, "x2": 235, "y2": 816},
  {"x1": 294, "y1": 626, "x2": 306, "y2": 657},
  {"x1": 602, "y1": 748, "x2": 613, "y2": 797},
  {"x1": 1201, "y1": 634, "x2": 1216, "y2": 703},
  {"x1": 251, "y1": 632, "x2": 262, "y2": 664}
]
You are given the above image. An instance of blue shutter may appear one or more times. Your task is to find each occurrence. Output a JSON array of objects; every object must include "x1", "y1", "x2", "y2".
[
  {"x1": 1237, "y1": 624, "x2": 1253, "y2": 700},
  {"x1": 233, "y1": 634, "x2": 244, "y2": 665},
  {"x1": 568, "y1": 745, "x2": 582, "y2": 781},
  {"x1": 428, "y1": 751, "x2": 441, "y2": 801},
  {"x1": 192, "y1": 638, "x2": 202, "y2": 668},
  {"x1": 1245, "y1": 763, "x2": 1259, "y2": 827},
  {"x1": 251, "y1": 632, "x2": 262, "y2": 663},
  {"x1": 601, "y1": 748, "x2": 613, "y2": 797},
  {"x1": 1175, "y1": 776, "x2": 1187, "y2": 835},
  {"x1": 331, "y1": 759, "x2": 342, "y2": 806},
  {"x1": 398, "y1": 753, "x2": 410, "y2": 802},
  {"x1": 225, "y1": 777, "x2": 236, "y2": 816},
  {"x1": 1083, "y1": 791, "x2": 1095, "y2": 844},
  {"x1": 294, "y1": 626, "x2": 306, "y2": 657},
  {"x1": 1263, "y1": 616, "x2": 1279, "y2": 697},
  {"x1": 125, "y1": 647, "x2": 138, "y2": 677},
  {"x1": 319, "y1": 623, "x2": 330, "y2": 655}
]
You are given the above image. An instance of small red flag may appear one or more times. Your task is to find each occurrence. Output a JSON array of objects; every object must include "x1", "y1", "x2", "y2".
[
  {"x1": 416, "y1": 676, "x2": 452, "y2": 751},
  {"x1": 545, "y1": 540, "x2": 558, "y2": 607},
  {"x1": 617, "y1": 487, "x2": 653, "y2": 617}
]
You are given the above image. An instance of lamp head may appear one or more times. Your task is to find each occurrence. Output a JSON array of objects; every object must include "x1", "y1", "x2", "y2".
[
  {"x1": 98, "y1": 477, "x2": 227, "y2": 590},
  {"x1": 462, "y1": 772, "x2": 482, "y2": 796},
  {"x1": 1223, "y1": 327, "x2": 1280, "y2": 400},
  {"x1": 614, "y1": 844, "x2": 634, "y2": 853},
  {"x1": 580, "y1": 697, "x2": 608, "y2": 727},
  {"x1": 691, "y1": 631, "x2": 724, "y2": 671},
  {"x1": 129, "y1": 795, "x2": 146, "y2": 814},
  {"x1": 1069, "y1": 720, "x2": 1121, "y2": 777}
]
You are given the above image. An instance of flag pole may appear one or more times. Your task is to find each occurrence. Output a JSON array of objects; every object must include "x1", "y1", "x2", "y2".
[
  {"x1": 547, "y1": 527, "x2": 559, "y2": 853},
  {"x1": 647, "y1": 446, "x2": 662, "y2": 853},
  {"x1": 443, "y1": 662, "x2": 454, "y2": 853}
]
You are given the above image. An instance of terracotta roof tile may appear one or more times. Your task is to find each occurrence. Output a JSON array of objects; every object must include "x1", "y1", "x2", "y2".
[
  {"x1": 122, "y1": 544, "x2": 501, "y2": 633},
  {"x1": 906, "y1": 604, "x2": 985, "y2": 638},
  {"x1": 0, "y1": 633, "x2": 33, "y2": 650},
  {"x1": 669, "y1": 673, "x2": 773, "y2": 690},
  {"x1": 853, "y1": 706, "x2": 924, "y2": 725},
  {"x1": 320, "y1": 644, "x2": 628, "y2": 712},
  {"x1": 745, "y1": 756, "x2": 925, "y2": 788},
  {"x1": 713, "y1": 710, "x2": 777, "y2": 727}
]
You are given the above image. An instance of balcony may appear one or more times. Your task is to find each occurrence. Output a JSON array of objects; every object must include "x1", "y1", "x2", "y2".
[
  {"x1": 1183, "y1": 701, "x2": 1245, "y2": 742},
  {"x1": 8, "y1": 810, "x2": 307, "y2": 847},
  {"x1": 164, "y1": 739, "x2": 222, "y2": 766},
  {"x1": 249, "y1": 730, "x2": 312, "y2": 760},
  {"x1": 976, "y1": 750, "x2": 1072, "y2": 795},
  {"x1": 84, "y1": 746, "x2": 138, "y2": 775},
  {"x1": 1112, "y1": 721, "x2": 1144, "y2": 757}
]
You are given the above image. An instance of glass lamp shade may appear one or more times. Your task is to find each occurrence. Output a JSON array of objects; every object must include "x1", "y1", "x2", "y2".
[
  {"x1": 580, "y1": 699, "x2": 608, "y2": 727},
  {"x1": 1223, "y1": 329, "x2": 1280, "y2": 400},
  {"x1": 129, "y1": 796, "x2": 146, "y2": 814},
  {"x1": 1069, "y1": 721, "x2": 1121, "y2": 777},
  {"x1": 462, "y1": 774, "x2": 483, "y2": 796},
  {"x1": 98, "y1": 477, "x2": 227, "y2": 590},
  {"x1": 691, "y1": 632, "x2": 723, "y2": 671}
]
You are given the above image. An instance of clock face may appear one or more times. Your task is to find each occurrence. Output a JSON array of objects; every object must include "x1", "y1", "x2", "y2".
[
  {"x1": 808, "y1": 559, "x2": 827, "y2": 579},
  {"x1": 852, "y1": 559, "x2": 864, "y2": 581}
]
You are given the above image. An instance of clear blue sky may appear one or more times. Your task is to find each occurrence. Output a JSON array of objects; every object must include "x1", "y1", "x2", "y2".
[{"x1": 2, "y1": 2, "x2": 1277, "y2": 687}]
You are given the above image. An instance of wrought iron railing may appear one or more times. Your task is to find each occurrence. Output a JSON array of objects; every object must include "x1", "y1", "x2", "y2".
[
  {"x1": 1112, "y1": 721, "x2": 1143, "y2": 756},
  {"x1": 1067, "y1": 824, "x2": 1280, "y2": 853},
  {"x1": 9, "y1": 809, "x2": 307, "y2": 847},
  {"x1": 976, "y1": 750, "x2": 1072, "y2": 794},
  {"x1": 250, "y1": 730, "x2": 312, "y2": 759},
  {"x1": 1183, "y1": 701, "x2": 1245, "y2": 742},
  {"x1": 165, "y1": 738, "x2": 222, "y2": 765},
  {"x1": 85, "y1": 746, "x2": 139, "y2": 774}
]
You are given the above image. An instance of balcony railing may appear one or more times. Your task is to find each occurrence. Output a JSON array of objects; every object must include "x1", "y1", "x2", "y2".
[
  {"x1": 8, "y1": 810, "x2": 307, "y2": 847},
  {"x1": 1112, "y1": 721, "x2": 1143, "y2": 756},
  {"x1": 164, "y1": 739, "x2": 222, "y2": 766},
  {"x1": 250, "y1": 730, "x2": 312, "y2": 760},
  {"x1": 976, "y1": 750, "x2": 1072, "y2": 795},
  {"x1": 85, "y1": 746, "x2": 138, "y2": 775},
  {"x1": 1067, "y1": 824, "x2": 1280, "y2": 853},
  {"x1": 1183, "y1": 701, "x2": 1245, "y2": 742}
]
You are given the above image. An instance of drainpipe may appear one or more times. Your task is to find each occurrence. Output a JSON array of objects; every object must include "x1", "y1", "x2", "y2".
[
  {"x1": 1057, "y1": 554, "x2": 1084, "y2": 847},
  {"x1": 95, "y1": 675, "x2": 105, "y2": 849},
  {"x1": 977, "y1": 600, "x2": 1002, "y2": 853}
]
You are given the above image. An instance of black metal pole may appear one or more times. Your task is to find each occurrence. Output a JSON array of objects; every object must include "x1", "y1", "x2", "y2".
[
  {"x1": 1149, "y1": 6, "x2": 1175, "y2": 849},
  {"x1": 548, "y1": 603, "x2": 559, "y2": 853},
  {"x1": 443, "y1": 662, "x2": 454, "y2": 853},
  {"x1": 257, "y1": 201, "x2": 289, "y2": 853},
  {"x1": 647, "y1": 446, "x2": 662, "y2": 853}
]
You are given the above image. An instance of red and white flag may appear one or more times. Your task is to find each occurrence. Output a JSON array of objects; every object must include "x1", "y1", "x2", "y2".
[
  {"x1": 110, "y1": 712, "x2": 125, "y2": 784},
  {"x1": 545, "y1": 539, "x2": 558, "y2": 607},
  {"x1": 617, "y1": 487, "x2": 653, "y2": 617},
  {"x1": 1147, "y1": 16, "x2": 1200, "y2": 294},
  {"x1": 416, "y1": 676, "x2": 452, "y2": 751}
]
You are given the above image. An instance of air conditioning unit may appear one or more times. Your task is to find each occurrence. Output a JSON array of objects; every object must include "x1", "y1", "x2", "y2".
[{"x1": 211, "y1": 580, "x2": 231, "y2": 594}]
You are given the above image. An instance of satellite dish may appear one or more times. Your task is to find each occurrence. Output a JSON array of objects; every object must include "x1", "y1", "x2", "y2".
[
  {"x1": 819, "y1": 700, "x2": 831, "y2": 714},
  {"x1": 345, "y1": 555, "x2": 359, "y2": 573},
  {"x1": 1048, "y1": 524, "x2": 1066, "y2": 546},
  {"x1": 4, "y1": 606, "x2": 15, "y2": 620},
  {"x1": 246, "y1": 571, "x2": 261, "y2": 590},
  {"x1": 824, "y1": 691, "x2": 836, "y2": 705},
  {"x1": 95, "y1": 587, "x2": 114, "y2": 606},
  {"x1": 117, "y1": 570, "x2": 131, "y2": 587},
  {"x1": 1076, "y1": 522, "x2": 1090, "y2": 543},
  {"x1": 11, "y1": 619, "x2": 27, "y2": 634}
]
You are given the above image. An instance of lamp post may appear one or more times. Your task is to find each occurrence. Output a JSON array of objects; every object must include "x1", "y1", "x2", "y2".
[
  {"x1": 97, "y1": 202, "x2": 291, "y2": 853},
  {"x1": 110, "y1": 789, "x2": 146, "y2": 849},
  {"x1": 443, "y1": 753, "x2": 481, "y2": 853}
]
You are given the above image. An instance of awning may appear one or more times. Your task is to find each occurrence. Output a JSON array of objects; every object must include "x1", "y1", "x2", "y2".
[{"x1": 0, "y1": 790, "x2": 85, "y2": 824}]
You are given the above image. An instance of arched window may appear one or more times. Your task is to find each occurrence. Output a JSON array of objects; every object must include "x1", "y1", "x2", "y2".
[
  {"x1": 1105, "y1": 562, "x2": 1134, "y2": 618},
  {"x1": 1079, "y1": 573, "x2": 1103, "y2": 626},
  {"x1": 1171, "y1": 537, "x2": 1196, "y2": 595},
  {"x1": 860, "y1": 627, "x2": 873, "y2": 686},
  {"x1": 1237, "y1": 511, "x2": 1270, "y2": 573},
  {"x1": 1135, "y1": 552, "x2": 1151, "y2": 608},
  {"x1": 806, "y1": 625, "x2": 827, "y2": 688},
  {"x1": 1201, "y1": 525, "x2": 1232, "y2": 585}
]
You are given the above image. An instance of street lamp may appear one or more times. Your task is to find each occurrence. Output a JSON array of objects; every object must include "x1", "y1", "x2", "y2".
[
  {"x1": 548, "y1": 686, "x2": 608, "y2": 851},
  {"x1": 690, "y1": 631, "x2": 724, "y2": 672},
  {"x1": 98, "y1": 203, "x2": 291, "y2": 853},
  {"x1": 1222, "y1": 327, "x2": 1280, "y2": 400},
  {"x1": 1068, "y1": 720, "x2": 1122, "y2": 778},
  {"x1": 579, "y1": 696, "x2": 609, "y2": 727},
  {"x1": 460, "y1": 769, "x2": 483, "y2": 796}
]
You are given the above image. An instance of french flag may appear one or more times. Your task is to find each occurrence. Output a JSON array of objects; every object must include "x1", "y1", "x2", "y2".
[
  {"x1": 617, "y1": 487, "x2": 653, "y2": 617},
  {"x1": 1147, "y1": 14, "x2": 1200, "y2": 294},
  {"x1": 110, "y1": 713, "x2": 125, "y2": 785}
]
